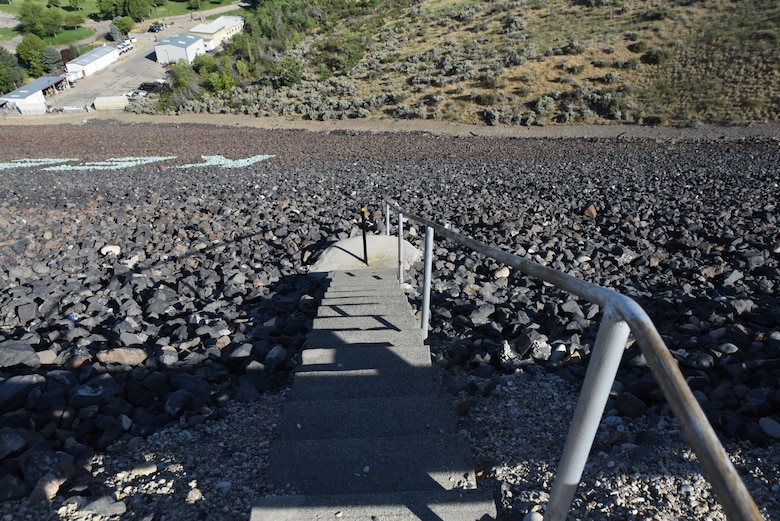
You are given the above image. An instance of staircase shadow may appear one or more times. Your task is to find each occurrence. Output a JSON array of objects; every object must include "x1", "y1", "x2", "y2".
[{"x1": 253, "y1": 269, "x2": 496, "y2": 521}]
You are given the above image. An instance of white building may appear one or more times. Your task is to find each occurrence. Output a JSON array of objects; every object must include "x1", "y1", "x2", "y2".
[
  {"x1": 155, "y1": 34, "x2": 206, "y2": 65},
  {"x1": 66, "y1": 46, "x2": 120, "y2": 78},
  {"x1": 189, "y1": 15, "x2": 244, "y2": 51},
  {"x1": 0, "y1": 76, "x2": 69, "y2": 115}
]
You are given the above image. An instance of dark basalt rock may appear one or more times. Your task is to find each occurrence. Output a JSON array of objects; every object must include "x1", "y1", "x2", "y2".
[{"x1": 0, "y1": 134, "x2": 778, "y2": 506}]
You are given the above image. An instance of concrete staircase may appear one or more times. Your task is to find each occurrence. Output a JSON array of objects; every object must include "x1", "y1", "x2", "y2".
[{"x1": 251, "y1": 269, "x2": 496, "y2": 521}]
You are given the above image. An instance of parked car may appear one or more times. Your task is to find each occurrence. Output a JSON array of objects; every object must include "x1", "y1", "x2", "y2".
[
  {"x1": 139, "y1": 81, "x2": 165, "y2": 93},
  {"x1": 149, "y1": 24, "x2": 163, "y2": 33}
]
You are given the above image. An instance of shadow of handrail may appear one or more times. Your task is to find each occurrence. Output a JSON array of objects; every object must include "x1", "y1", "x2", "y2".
[{"x1": 386, "y1": 202, "x2": 764, "y2": 521}]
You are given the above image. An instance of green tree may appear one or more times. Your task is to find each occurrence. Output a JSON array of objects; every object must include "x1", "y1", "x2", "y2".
[
  {"x1": 96, "y1": 0, "x2": 120, "y2": 19},
  {"x1": 113, "y1": 15, "x2": 134, "y2": 33},
  {"x1": 123, "y1": 0, "x2": 149, "y2": 21},
  {"x1": 272, "y1": 56, "x2": 303, "y2": 87},
  {"x1": 193, "y1": 53, "x2": 218, "y2": 76},
  {"x1": 0, "y1": 47, "x2": 25, "y2": 94},
  {"x1": 16, "y1": 33, "x2": 47, "y2": 77},
  {"x1": 41, "y1": 8, "x2": 64, "y2": 36},
  {"x1": 163, "y1": 60, "x2": 201, "y2": 109},
  {"x1": 68, "y1": 0, "x2": 83, "y2": 9},
  {"x1": 63, "y1": 11, "x2": 85, "y2": 28},
  {"x1": 18, "y1": 0, "x2": 45, "y2": 35},
  {"x1": 43, "y1": 45, "x2": 63, "y2": 72}
]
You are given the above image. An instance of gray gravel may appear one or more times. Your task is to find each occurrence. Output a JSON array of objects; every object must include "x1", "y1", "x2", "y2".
[{"x1": 0, "y1": 122, "x2": 778, "y2": 520}]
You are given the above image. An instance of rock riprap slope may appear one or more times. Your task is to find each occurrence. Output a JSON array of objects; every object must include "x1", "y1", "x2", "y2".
[{"x1": 0, "y1": 123, "x2": 778, "y2": 520}]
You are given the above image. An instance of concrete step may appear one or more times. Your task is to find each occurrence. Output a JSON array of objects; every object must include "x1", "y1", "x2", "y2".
[
  {"x1": 311, "y1": 315, "x2": 419, "y2": 332},
  {"x1": 300, "y1": 344, "x2": 431, "y2": 371},
  {"x1": 326, "y1": 269, "x2": 399, "y2": 282},
  {"x1": 324, "y1": 284, "x2": 405, "y2": 294},
  {"x1": 306, "y1": 328, "x2": 423, "y2": 348},
  {"x1": 269, "y1": 434, "x2": 478, "y2": 495},
  {"x1": 290, "y1": 366, "x2": 439, "y2": 401},
  {"x1": 317, "y1": 302, "x2": 417, "y2": 318},
  {"x1": 319, "y1": 294, "x2": 411, "y2": 306},
  {"x1": 278, "y1": 394, "x2": 455, "y2": 441},
  {"x1": 251, "y1": 489, "x2": 496, "y2": 521}
]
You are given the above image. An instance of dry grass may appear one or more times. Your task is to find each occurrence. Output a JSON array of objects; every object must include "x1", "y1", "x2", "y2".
[{"x1": 299, "y1": 0, "x2": 779, "y2": 125}]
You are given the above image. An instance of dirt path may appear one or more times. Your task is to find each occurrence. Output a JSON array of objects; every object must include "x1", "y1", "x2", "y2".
[{"x1": 2, "y1": 110, "x2": 779, "y2": 141}]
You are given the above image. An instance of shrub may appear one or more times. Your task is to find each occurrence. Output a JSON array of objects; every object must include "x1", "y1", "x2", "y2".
[
  {"x1": 627, "y1": 41, "x2": 647, "y2": 53},
  {"x1": 534, "y1": 95, "x2": 555, "y2": 115},
  {"x1": 641, "y1": 48, "x2": 670, "y2": 65},
  {"x1": 273, "y1": 56, "x2": 304, "y2": 87},
  {"x1": 481, "y1": 107, "x2": 500, "y2": 125},
  {"x1": 561, "y1": 39, "x2": 586, "y2": 55},
  {"x1": 473, "y1": 91, "x2": 498, "y2": 106}
]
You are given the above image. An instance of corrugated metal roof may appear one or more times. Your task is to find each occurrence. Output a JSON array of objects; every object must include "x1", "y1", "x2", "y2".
[
  {"x1": 67, "y1": 45, "x2": 117, "y2": 66},
  {"x1": 0, "y1": 76, "x2": 67, "y2": 101},
  {"x1": 157, "y1": 33, "x2": 204, "y2": 49},
  {"x1": 190, "y1": 15, "x2": 243, "y2": 35}
]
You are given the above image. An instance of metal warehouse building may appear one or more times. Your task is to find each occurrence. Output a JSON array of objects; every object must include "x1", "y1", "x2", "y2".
[
  {"x1": 0, "y1": 76, "x2": 70, "y2": 115},
  {"x1": 189, "y1": 15, "x2": 244, "y2": 51},
  {"x1": 66, "y1": 46, "x2": 120, "y2": 79},
  {"x1": 154, "y1": 34, "x2": 206, "y2": 65}
]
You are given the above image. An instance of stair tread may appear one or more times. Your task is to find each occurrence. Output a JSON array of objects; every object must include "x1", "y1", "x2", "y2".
[
  {"x1": 290, "y1": 366, "x2": 439, "y2": 401},
  {"x1": 317, "y1": 303, "x2": 416, "y2": 318},
  {"x1": 278, "y1": 394, "x2": 455, "y2": 440},
  {"x1": 300, "y1": 344, "x2": 431, "y2": 371},
  {"x1": 306, "y1": 328, "x2": 423, "y2": 348},
  {"x1": 251, "y1": 489, "x2": 496, "y2": 521},
  {"x1": 311, "y1": 315, "x2": 419, "y2": 332},
  {"x1": 269, "y1": 434, "x2": 478, "y2": 495}
]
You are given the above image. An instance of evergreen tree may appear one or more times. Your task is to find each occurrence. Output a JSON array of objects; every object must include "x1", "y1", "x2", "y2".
[
  {"x1": 108, "y1": 23, "x2": 123, "y2": 41},
  {"x1": 0, "y1": 47, "x2": 25, "y2": 95},
  {"x1": 43, "y1": 45, "x2": 63, "y2": 73}
]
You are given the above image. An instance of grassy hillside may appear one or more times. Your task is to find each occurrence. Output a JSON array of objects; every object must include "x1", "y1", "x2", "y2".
[{"x1": 141, "y1": 0, "x2": 780, "y2": 126}]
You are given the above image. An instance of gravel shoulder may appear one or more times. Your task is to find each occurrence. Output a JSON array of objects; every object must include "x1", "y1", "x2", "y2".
[{"x1": 2, "y1": 110, "x2": 780, "y2": 140}]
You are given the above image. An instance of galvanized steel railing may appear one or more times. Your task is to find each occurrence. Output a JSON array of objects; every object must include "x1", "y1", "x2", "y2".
[{"x1": 385, "y1": 203, "x2": 764, "y2": 521}]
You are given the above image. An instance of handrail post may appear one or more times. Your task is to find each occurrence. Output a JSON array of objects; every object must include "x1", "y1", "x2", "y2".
[
  {"x1": 545, "y1": 305, "x2": 630, "y2": 521},
  {"x1": 397, "y1": 212, "x2": 404, "y2": 283},
  {"x1": 421, "y1": 225, "x2": 434, "y2": 341},
  {"x1": 385, "y1": 203, "x2": 390, "y2": 237},
  {"x1": 360, "y1": 205, "x2": 368, "y2": 265}
]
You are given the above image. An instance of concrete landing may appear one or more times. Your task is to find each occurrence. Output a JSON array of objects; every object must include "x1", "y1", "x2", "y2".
[
  {"x1": 251, "y1": 269, "x2": 496, "y2": 521},
  {"x1": 308, "y1": 235, "x2": 422, "y2": 272}
]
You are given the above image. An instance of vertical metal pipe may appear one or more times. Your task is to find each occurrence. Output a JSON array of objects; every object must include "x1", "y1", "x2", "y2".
[
  {"x1": 421, "y1": 226, "x2": 434, "y2": 341},
  {"x1": 545, "y1": 306, "x2": 630, "y2": 521},
  {"x1": 398, "y1": 212, "x2": 404, "y2": 283},
  {"x1": 361, "y1": 205, "x2": 368, "y2": 265},
  {"x1": 386, "y1": 204, "x2": 390, "y2": 236}
]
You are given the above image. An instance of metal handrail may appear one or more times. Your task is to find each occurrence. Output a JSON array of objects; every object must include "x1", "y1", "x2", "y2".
[{"x1": 386, "y1": 203, "x2": 764, "y2": 521}]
